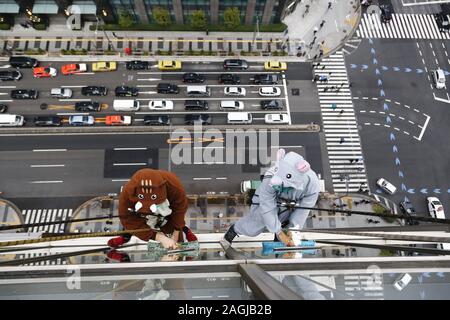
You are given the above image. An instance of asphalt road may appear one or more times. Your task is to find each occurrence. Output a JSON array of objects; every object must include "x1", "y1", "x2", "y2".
[
  {"x1": 0, "y1": 61, "x2": 317, "y2": 126},
  {"x1": 347, "y1": 38, "x2": 450, "y2": 217},
  {"x1": 0, "y1": 130, "x2": 324, "y2": 209}
]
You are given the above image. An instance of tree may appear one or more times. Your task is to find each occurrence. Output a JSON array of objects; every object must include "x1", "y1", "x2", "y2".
[
  {"x1": 223, "y1": 7, "x2": 241, "y2": 30},
  {"x1": 189, "y1": 10, "x2": 207, "y2": 30},
  {"x1": 152, "y1": 7, "x2": 171, "y2": 26},
  {"x1": 118, "y1": 9, "x2": 134, "y2": 28}
]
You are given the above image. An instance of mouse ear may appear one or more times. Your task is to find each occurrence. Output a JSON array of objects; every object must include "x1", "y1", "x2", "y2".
[
  {"x1": 277, "y1": 149, "x2": 286, "y2": 160},
  {"x1": 297, "y1": 160, "x2": 311, "y2": 173}
]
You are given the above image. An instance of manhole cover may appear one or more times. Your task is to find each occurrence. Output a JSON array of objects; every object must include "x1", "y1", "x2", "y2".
[
  {"x1": 40, "y1": 103, "x2": 48, "y2": 110},
  {"x1": 291, "y1": 88, "x2": 300, "y2": 95}
]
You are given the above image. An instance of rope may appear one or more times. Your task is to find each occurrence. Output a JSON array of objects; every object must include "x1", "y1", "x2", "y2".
[{"x1": 0, "y1": 228, "x2": 150, "y2": 248}]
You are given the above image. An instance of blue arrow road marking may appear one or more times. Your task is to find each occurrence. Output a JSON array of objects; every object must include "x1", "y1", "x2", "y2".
[
  {"x1": 420, "y1": 291, "x2": 426, "y2": 299},
  {"x1": 393, "y1": 145, "x2": 398, "y2": 153},
  {"x1": 405, "y1": 68, "x2": 412, "y2": 73},
  {"x1": 390, "y1": 133, "x2": 396, "y2": 141},
  {"x1": 375, "y1": 68, "x2": 381, "y2": 75},
  {"x1": 395, "y1": 157, "x2": 401, "y2": 165},
  {"x1": 401, "y1": 183, "x2": 407, "y2": 191},
  {"x1": 378, "y1": 79, "x2": 383, "y2": 86},
  {"x1": 420, "y1": 188, "x2": 428, "y2": 194},
  {"x1": 373, "y1": 58, "x2": 378, "y2": 65},
  {"x1": 404, "y1": 196, "x2": 410, "y2": 202},
  {"x1": 369, "y1": 38, "x2": 373, "y2": 44},
  {"x1": 433, "y1": 189, "x2": 441, "y2": 194},
  {"x1": 416, "y1": 69, "x2": 423, "y2": 74},
  {"x1": 408, "y1": 189, "x2": 415, "y2": 194},
  {"x1": 351, "y1": 64, "x2": 357, "y2": 69},
  {"x1": 445, "y1": 70, "x2": 450, "y2": 76},
  {"x1": 448, "y1": 189, "x2": 450, "y2": 193},
  {"x1": 384, "y1": 103, "x2": 389, "y2": 111},
  {"x1": 436, "y1": 272, "x2": 445, "y2": 278},
  {"x1": 380, "y1": 89, "x2": 385, "y2": 97},
  {"x1": 393, "y1": 67, "x2": 400, "y2": 71},
  {"x1": 386, "y1": 116, "x2": 392, "y2": 123},
  {"x1": 418, "y1": 275, "x2": 423, "y2": 283},
  {"x1": 399, "y1": 170, "x2": 404, "y2": 178},
  {"x1": 376, "y1": 189, "x2": 382, "y2": 194},
  {"x1": 382, "y1": 66, "x2": 389, "y2": 71},
  {"x1": 362, "y1": 64, "x2": 368, "y2": 70},
  {"x1": 371, "y1": 48, "x2": 376, "y2": 54},
  {"x1": 423, "y1": 272, "x2": 431, "y2": 278}
]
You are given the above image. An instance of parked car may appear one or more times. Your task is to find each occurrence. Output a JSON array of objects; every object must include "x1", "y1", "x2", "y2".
[
  {"x1": 158, "y1": 60, "x2": 182, "y2": 70},
  {"x1": 252, "y1": 74, "x2": 280, "y2": 84},
  {"x1": 81, "y1": 86, "x2": 108, "y2": 96},
  {"x1": 50, "y1": 88, "x2": 73, "y2": 98},
  {"x1": 260, "y1": 100, "x2": 282, "y2": 110},
  {"x1": 149, "y1": 100, "x2": 174, "y2": 110},
  {"x1": 0, "y1": 104, "x2": 7, "y2": 113},
  {"x1": 376, "y1": 178, "x2": 397, "y2": 195},
  {"x1": 34, "y1": 116, "x2": 62, "y2": 127},
  {"x1": 92, "y1": 61, "x2": 117, "y2": 72},
  {"x1": 61, "y1": 63, "x2": 87, "y2": 75},
  {"x1": 427, "y1": 197, "x2": 445, "y2": 219},
  {"x1": 264, "y1": 61, "x2": 287, "y2": 71},
  {"x1": 399, "y1": 201, "x2": 419, "y2": 226},
  {"x1": 74, "y1": 101, "x2": 101, "y2": 112},
  {"x1": 182, "y1": 73, "x2": 205, "y2": 83},
  {"x1": 432, "y1": 69, "x2": 446, "y2": 89},
  {"x1": 265, "y1": 113, "x2": 290, "y2": 124},
  {"x1": 33, "y1": 67, "x2": 57, "y2": 78},
  {"x1": 224, "y1": 86, "x2": 246, "y2": 96},
  {"x1": 68, "y1": 115, "x2": 95, "y2": 126},
  {"x1": 185, "y1": 114, "x2": 212, "y2": 125},
  {"x1": 10, "y1": 89, "x2": 38, "y2": 99},
  {"x1": 219, "y1": 74, "x2": 240, "y2": 84},
  {"x1": 223, "y1": 59, "x2": 248, "y2": 70},
  {"x1": 0, "y1": 70, "x2": 22, "y2": 81},
  {"x1": 393, "y1": 273, "x2": 412, "y2": 291},
  {"x1": 115, "y1": 85, "x2": 139, "y2": 97},
  {"x1": 259, "y1": 86, "x2": 281, "y2": 97},
  {"x1": 184, "y1": 100, "x2": 208, "y2": 110},
  {"x1": 144, "y1": 115, "x2": 171, "y2": 126},
  {"x1": 9, "y1": 56, "x2": 38, "y2": 68},
  {"x1": 157, "y1": 83, "x2": 179, "y2": 94},
  {"x1": 126, "y1": 60, "x2": 149, "y2": 70},
  {"x1": 436, "y1": 13, "x2": 450, "y2": 32},
  {"x1": 105, "y1": 115, "x2": 131, "y2": 126}
]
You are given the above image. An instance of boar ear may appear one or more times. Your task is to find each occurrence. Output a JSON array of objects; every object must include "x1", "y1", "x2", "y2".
[
  {"x1": 297, "y1": 160, "x2": 311, "y2": 173},
  {"x1": 277, "y1": 149, "x2": 286, "y2": 160}
]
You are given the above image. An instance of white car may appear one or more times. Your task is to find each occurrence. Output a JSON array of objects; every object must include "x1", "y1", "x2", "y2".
[
  {"x1": 264, "y1": 113, "x2": 290, "y2": 124},
  {"x1": 427, "y1": 197, "x2": 445, "y2": 219},
  {"x1": 376, "y1": 178, "x2": 397, "y2": 194},
  {"x1": 148, "y1": 100, "x2": 174, "y2": 110},
  {"x1": 259, "y1": 86, "x2": 281, "y2": 97},
  {"x1": 393, "y1": 273, "x2": 412, "y2": 291},
  {"x1": 432, "y1": 69, "x2": 446, "y2": 89},
  {"x1": 224, "y1": 86, "x2": 246, "y2": 96}
]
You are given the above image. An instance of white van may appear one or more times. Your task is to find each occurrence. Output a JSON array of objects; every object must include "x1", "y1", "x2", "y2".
[
  {"x1": 187, "y1": 85, "x2": 210, "y2": 97},
  {"x1": 220, "y1": 100, "x2": 244, "y2": 110},
  {"x1": 113, "y1": 100, "x2": 140, "y2": 111},
  {"x1": 227, "y1": 112, "x2": 252, "y2": 124},
  {"x1": 0, "y1": 114, "x2": 25, "y2": 127}
]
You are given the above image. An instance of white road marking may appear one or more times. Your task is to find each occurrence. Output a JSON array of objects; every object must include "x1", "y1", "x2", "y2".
[
  {"x1": 282, "y1": 74, "x2": 291, "y2": 125},
  {"x1": 113, "y1": 147, "x2": 147, "y2": 151},
  {"x1": 0, "y1": 86, "x2": 16, "y2": 88},
  {"x1": 216, "y1": 177, "x2": 228, "y2": 180},
  {"x1": 30, "y1": 180, "x2": 63, "y2": 184},
  {"x1": 30, "y1": 164, "x2": 65, "y2": 168},
  {"x1": 60, "y1": 99, "x2": 91, "y2": 102},
  {"x1": 61, "y1": 85, "x2": 85, "y2": 88},
  {"x1": 113, "y1": 163, "x2": 147, "y2": 166},
  {"x1": 112, "y1": 179, "x2": 130, "y2": 182},
  {"x1": 32, "y1": 149, "x2": 67, "y2": 152},
  {"x1": 415, "y1": 114, "x2": 431, "y2": 141},
  {"x1": 0, "y1": 100, "x2": 13, "y2": 102},
  {"x1": 192, "y1": 177, "x2": 212, "y2": 181}
]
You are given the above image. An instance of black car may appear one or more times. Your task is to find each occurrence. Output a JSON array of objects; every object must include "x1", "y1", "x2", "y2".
[
  {"x1": 260, "y1": 100, "x2": 282, "y2": 110},
  {"x1": 223, "y1": 59, "x2": 249, "y2": 70},
  {"x1": 380, "y1": 5, "x2": 392, "y2": 23},
  {"x1": 252, "y1": 74, "x2": 279, "y2": 85},
  {"x1": 0, "y1": 104, "x2": 7, "y2": 113},
  {"x1": 184, "y1": 100, "x2": 209, "y2": 110},
  {"x1": 126, "y1": 60, "x2": 149, "y2": 70},
  {"x1": 182, "y1": 72, "x2": 205, "y2": 83},
  {"x1": 436, "y1": 13, "x2": 450, "y2": 32},
  {"x1": 81, "y1": 86, "x2": 108, "y2": 96},
  {"x1": 74, "y1": 101, "x2": 101, "y2": 112},
  {"x1": 9, "y1": 56, "x2": 38, "y2": 68},
  {"x1": 144, "y1": 115, "x2": 170, "y2": 126},
  {"x1": 399, "y1": 201, "x2": 419, "y2": 226},
  {"x1": 185, "y1": 114, "x2": 212, "y2": 125},
  {"x1": 11, "y1": 89, "x2": 38, "y2": 99},
  {"x1": 219, "y1": 74, "x2": 240, "y2": 84},
  {"x1": 115, "y1": 85, "x2": 139, "y2": 97},
  {"x1": 34, "y1": 116, "x2": 62, "y2": 127},
  {"x1": 0, "y1": 70, "x2": 22, "y2": 81},
  {"x1": 157, "y1": 83, "x2": 179, "y2": 94}
]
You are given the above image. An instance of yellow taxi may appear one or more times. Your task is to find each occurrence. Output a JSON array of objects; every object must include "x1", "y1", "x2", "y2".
[
  {"x1": 264, "y1": 61, "x2": 287, "y2": 71},
  {"x1": 158, "y1": 60, "x2": 182, "y2": 70},
  {"x1": 92, "y1": 61, "x2": 117, "y2": 72}
]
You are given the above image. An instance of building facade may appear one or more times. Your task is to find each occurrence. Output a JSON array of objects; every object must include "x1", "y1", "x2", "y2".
[{"x1": 0, "y1": 0, "x2": 289, "y2": 25}]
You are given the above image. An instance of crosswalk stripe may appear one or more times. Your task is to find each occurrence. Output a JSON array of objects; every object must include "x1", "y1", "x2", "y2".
[
  {"x1": 21, "y1": 208, "x2": 72, "y2": 234},
  {"x1": 358, "y1": 13, "x2": 450, "y2": 39}
]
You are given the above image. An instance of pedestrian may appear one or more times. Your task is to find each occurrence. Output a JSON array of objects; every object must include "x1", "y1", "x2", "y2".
[
  {"x1": 313, "y1": 26, "x2": 319, "y2": 35},
  {"x1": 112, "y1": 32, "x2": 117, "y2": 38},
  {"x1": 349, "y1": 159, "x2": 354, "y2": 163},
  {"x1": 331, "y1": 103, "x2": 337, "y2": 110},
  {"x1": 329, "y1": 72, "x2": 332, "y2": 77},
  {"x1": 313, "y1": 54, "x2": 318, "y2": 60},
  {"x1": 323, "y1": 87, "x2": 329, "y2": 92},
  {"x1": 321, "y1": 65, "x2": 326, "y2": 70},
  {"x1": 339, "y1": 110, "x2": 344, "y2": 115},
  {"x1": 340, "y1": 83, "x2": 344, "y2": 88},
  {"x1": 328, "y1": 2, "x2": 332, "y2": 9},
  {"x1": 320, "y1": 20, "x2": 326, "y2": 28},
  {"x1": 312, "y1": 75, "x2": 320, "y2": 82},
  {"x1": 339, "y1": 137, "x2": 345, "y2": 144}
]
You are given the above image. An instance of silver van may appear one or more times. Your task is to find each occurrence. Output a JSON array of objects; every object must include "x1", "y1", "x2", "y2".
[
  {"x1": 0, "y1": 114, "x2": 25, "y2": 127},
  {"x1": 113, "y1": 99, "x2": 140, "y2": 111},
  {"x1": 220, "y1": 100, "x2": 244, "y2": 111},
  {"x1": 187, "y1": 85, "x2": 210, "y2": 97},
  {"x1": 227, "y1": 112, "x2": 252, "y2": 124},
  {"x1": 51, "y1": 88, "x2": 73, "y2": 98}
]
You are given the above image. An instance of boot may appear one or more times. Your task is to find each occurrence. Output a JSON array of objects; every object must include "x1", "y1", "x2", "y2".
[
  {"x1": 106, "y1": 250, "x2": 131, "y2": 262},
  {"x1": 224, "y1": 224, "x2": 238, "y2": 244},
  {"x1": 107, "y1": 234, "x2": 131, "y2": 248},
  {"x1": 183, "y1": 226, "x2": 198, "y2": 242}
]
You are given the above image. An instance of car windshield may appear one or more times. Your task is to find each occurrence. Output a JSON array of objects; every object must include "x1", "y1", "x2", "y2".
[{"x1": 432, "y1": 200, "x2": 441, "y2": 206}]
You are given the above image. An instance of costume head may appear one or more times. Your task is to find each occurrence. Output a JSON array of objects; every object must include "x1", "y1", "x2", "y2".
[
  {"x1": 269, "y1": 149, "x2": 311, "y2": 192},
  {"x1": 125, "y1": 169, "x2": 172, "y2": 216}
]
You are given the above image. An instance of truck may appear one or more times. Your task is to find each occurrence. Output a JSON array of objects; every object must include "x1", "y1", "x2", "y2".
[{"x1": 240, "y1": 180, "x2": 262, "y2": 193}]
